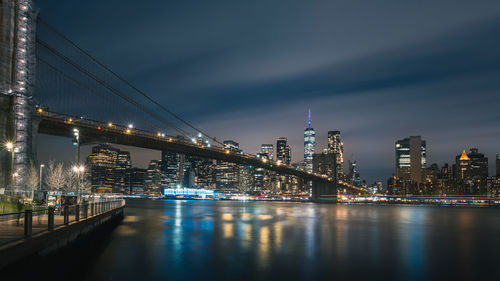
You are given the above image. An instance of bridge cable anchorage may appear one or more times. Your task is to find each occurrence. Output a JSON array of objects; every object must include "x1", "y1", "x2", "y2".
[
  {"x1": 36, "y1": 38, "x2": 192, "y2": 139},
  {"x1": 37, "y1": 57, "x2": 164, "y2": 132},
  {"x1": 38, "y1": 18, "x2": 225, "y2": 147}
]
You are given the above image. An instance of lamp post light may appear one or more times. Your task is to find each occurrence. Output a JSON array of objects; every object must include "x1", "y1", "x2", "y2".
[
  {"x1": 39, "y1": 164, "x2": 44, "y2": 190},
  {"x1": 72, "y1": 128, "x2": 80, "y2": 198},
  {"x1": 4, "y1": 142, "x2": 16, "y2": 190},
  {"x1": 73, "y1": 164, "x2": 85, "y2": 202}
]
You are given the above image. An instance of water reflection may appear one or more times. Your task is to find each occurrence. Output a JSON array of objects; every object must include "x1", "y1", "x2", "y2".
[
  {"x1": 258, "y1": 226, "x2": 270, "y2": 269},
  {"x1": 83, "y1": 200, "x2": 500, "y2": 281}
]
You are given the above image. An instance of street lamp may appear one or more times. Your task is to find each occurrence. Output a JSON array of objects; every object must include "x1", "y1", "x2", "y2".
[
  {"x1": 4, "y1": 141, "x2": 16, "y2": 190},
  {"x1": 72, "y1": 128, "x2": 81, "y2": 200},
  {"x1": 39, "y1": 164, "x2": 44, "y2": 191},
  {"x1": 73, "y1": 165, "x2": 85, "y2": 201}
]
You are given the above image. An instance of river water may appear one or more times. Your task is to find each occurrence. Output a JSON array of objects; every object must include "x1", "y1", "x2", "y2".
[{"x1": 81, "y1": 199, "x2": 500, "y2": 281}]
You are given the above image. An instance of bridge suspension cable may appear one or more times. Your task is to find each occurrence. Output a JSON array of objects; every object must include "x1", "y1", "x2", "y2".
[
  {"x1": 38, "y1": 17, "x2": 225, "y2": 147},
  {"x1": 37, "y1": 57, "x2": 164, "y2": 132},
  {"x1": 36, "y1": 38, "x2": 192, "y2": 139}
]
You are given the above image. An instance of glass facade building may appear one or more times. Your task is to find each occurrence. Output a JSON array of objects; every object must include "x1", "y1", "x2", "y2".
[{"x1": 304, "y1": 110, "x2": 316, "y2": 172}]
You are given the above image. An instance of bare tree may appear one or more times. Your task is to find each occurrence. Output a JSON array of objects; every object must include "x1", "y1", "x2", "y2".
[
  {"x1": 45, "y1": 161, "x2": 65, "y2": 191},
  {"x1": 25, "y1": 162, "x2": 39, "y2": 194},
  {"x1": 65, "y1": 166, "x2": 77, "y2": 191}
]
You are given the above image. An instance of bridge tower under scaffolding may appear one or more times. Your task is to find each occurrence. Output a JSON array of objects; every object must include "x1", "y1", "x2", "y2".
[{"x1": 0, "y1": 0, "x2": 39, "y2": 192}]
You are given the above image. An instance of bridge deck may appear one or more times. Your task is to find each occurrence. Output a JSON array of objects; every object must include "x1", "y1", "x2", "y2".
[{"x1": 37, "y1": 110, "x2": 334, "y2": 184}]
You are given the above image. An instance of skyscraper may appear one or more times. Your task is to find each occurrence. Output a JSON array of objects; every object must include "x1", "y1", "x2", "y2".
[
  {"x1": 126, "y1": 167, "x2": 146, "y2": 195},
  {"x1": 215, "y1": 140, "x2": 240, "y2": 193},
  {"x1": 86, "y1": 144, "x2": 119, "y2": 193},
  {"x1": 395, "y1": 136, "x2": 426, "y2": 183},
  {"x1": 348, "y1": 160, "x2": 361, "y2": 187},
  {"x1": 304, "y1": 109, "x2": 316, "y2": 172},
  {"x1": 277, "y1": 137, "x2": 291, "y2": 165},
  {"x1": 161, "y1": 151, "x2": 180, "y2": 187},
  {"x1": 145, "y1": 160, "x2": 162, "y2": 193},
  {"x1": 114, "y1": 151, "x2": 131, "y2": 193},
  {"x1": 468, "y1": 148, "x2": 488, "y2": 182},
  {"x1": 455, "y1": 149, "x2": 471, "y2": 181},
  {"x1": 261, "y1": 144, "x2": 274, "y2": 161},
  {"x1": 327, "y1": 131, "x2": 344, "y2": 181}
]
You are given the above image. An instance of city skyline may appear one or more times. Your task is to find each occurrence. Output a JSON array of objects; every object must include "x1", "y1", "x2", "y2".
[
  {"x1": 35, "y1": 0, "x2": 500, "y2": 184},
  {"x1": 2, "y1": 1, "x2": 500, "y2": 280}
]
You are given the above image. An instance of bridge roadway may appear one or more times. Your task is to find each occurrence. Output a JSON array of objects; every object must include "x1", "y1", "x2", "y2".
[{"x1": 36, "y1": 110, "x2": 335, "y2": 190}]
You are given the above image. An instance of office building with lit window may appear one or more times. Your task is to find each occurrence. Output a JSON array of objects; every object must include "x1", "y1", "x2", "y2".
[
  {"x1": 86, "y1": 144, "x2": 119, "y2": 193},
  {"x1": 327, "y1": 131, "x2": 344, "y2": 182},
  {"x1": 395, "y1": 136, "x2": 426, "y2": 183},
  {"x1": 215, "y1": 140, "x2": 240, "y2": 193},
  {"x1": 113, "y1": 150, "x2": 131, "y2": 193},
  {"x1": 261, "y1": 144, "x2": 274, "y2": 161},
  {"x1": 276, "y1": 137, "x2": 291, "y2": 165},
  {"x1": 161, "y1": 151, "x2": 180, "y2": 188}
]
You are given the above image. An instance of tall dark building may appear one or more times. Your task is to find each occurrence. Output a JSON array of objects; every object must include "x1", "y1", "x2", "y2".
[
  {"x1": 86, "y1": 144, "x2": 119, "y2": 193},
  {"x1": 126, "y1": 167, "x2": 146, "y2": 195},
  {"x1": 395, "y1": 136, "x2": 426, "y2": 184},
  {"x1": 327, "y1": 131, "x2": 344, "y2": 182},
  {"x1": 468, "y1": 148, "x2": 488, "y2": 182},
  {"x1": 276, "y1": 137, "x2": 291, "y2": 165},
  {"x1": 161, "y1": 151, "x2": 180, "y2": 187},
  {"x1": 348, "y1": 160, "x2": 361, "y2": 187},
  {"x1": 113, "y1": 151, "x2": 131, "y2": 193},
  {"x1": 145, "y1": 160, "x2": 162, "y2": 193}
]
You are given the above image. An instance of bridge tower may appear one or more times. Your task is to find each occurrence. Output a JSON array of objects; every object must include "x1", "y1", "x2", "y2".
[
  {"x1": 311, "y1": 180, "x2": 337, "y2": 203},
  {"x1": 0, "y1": 0, "x2": 39, "y2": 191}
]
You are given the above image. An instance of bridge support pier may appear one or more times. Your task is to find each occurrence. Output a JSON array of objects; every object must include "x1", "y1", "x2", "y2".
[{"x1": 311, "y1": 180, "x2": 337, "y2": 203}]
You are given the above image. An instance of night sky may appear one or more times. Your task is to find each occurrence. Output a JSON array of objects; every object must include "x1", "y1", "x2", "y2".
[{"x1": 36, "y1": 0, "x2": 500, "y2": 184}]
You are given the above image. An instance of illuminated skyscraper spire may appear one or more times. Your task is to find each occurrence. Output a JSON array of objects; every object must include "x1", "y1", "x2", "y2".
[
  {"x1": 304, "y1": 109, "x2": 316, "y2": 172},
  {"x1": 308, "y1": 108, "x2": 311, "y2": 129}
]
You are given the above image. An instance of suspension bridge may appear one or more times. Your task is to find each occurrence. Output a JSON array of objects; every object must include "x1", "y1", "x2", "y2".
[{"x1": 0, "y1": 0, "x2": 365, "y2": 202}]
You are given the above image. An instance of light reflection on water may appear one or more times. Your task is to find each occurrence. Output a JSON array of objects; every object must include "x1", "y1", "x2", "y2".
[{"x1": 85, "y1": 200, "x2": 500, "y2": 281}]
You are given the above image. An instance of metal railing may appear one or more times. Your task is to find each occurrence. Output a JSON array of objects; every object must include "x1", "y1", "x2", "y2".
[{"x1": 0, "y1": 200, "x2": 124, "y2": 247}]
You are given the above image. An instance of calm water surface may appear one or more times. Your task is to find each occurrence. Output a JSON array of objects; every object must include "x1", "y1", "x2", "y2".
[{"x1": 83, "y1": 199, "x2": 500, "y2": 281}]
